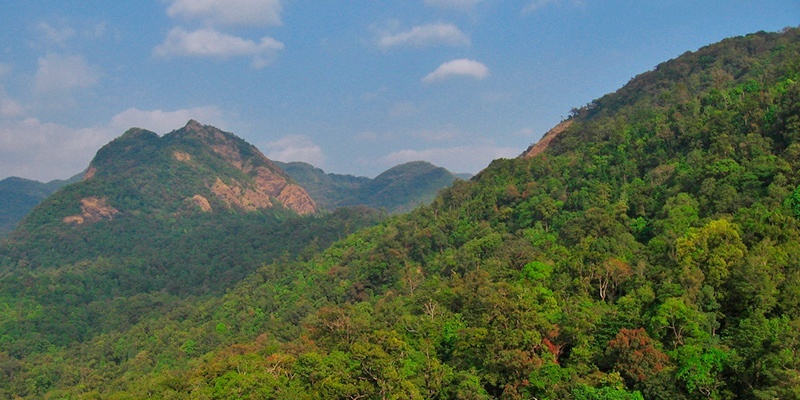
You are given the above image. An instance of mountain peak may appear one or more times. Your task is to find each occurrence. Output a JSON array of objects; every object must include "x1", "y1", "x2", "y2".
[{"x1": 58, "y1": 122, "x2": 317, "y2": 220}]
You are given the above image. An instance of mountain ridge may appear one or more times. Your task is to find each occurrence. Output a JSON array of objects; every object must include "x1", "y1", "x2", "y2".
[{"x1": 275, "y1": 160, "x2": 467, "y2": 213}]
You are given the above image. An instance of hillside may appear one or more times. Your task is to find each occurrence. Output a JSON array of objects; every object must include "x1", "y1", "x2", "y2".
[
  {"x1": 0, "y1": 173, "x2": 81, "y2": 236},
  {"x1": 1, "y1": 27, "x2": 800, "y2": 399},
  {"x1": 276, "y1": 160, "x2": 465, "y2": 213},
  {"x1": 0, "y1": 122, "x2": 385, "y2": 365}
]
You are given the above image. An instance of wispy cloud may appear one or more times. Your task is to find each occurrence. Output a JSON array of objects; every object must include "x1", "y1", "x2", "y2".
[
  {"x1": 0, "y1": 107, "x2": 229, "y2": 181},
  {"x1": 263, "y1": 135, "x2": 325, "y2": 166},
  {"x1": 523, "y1": 0, "x2": 585, "y2": 13},
  {"x1": 423, "y1": 58, "x2": 489, "y2": 83},
  {"x1": 382, "y1": 144, "x2": 517, "y2": 174},
  {"x1": 424, "y1": 0, "x2": 483, "y2": 11},
  {"x1": 167, "y1": 0, "x2": 282, "y2": 27},
  {"x1": 378, "y1": 23, "x2": 470, "y2": 48},
  {"x1": 110, "y1": 107, "x2": 225, "y2": 134},
  {"x1": 34, "y1": 54, "x2": 99, "y2": 94},
  {"x1": 153, "y1": 28, "x2": 284, "y2": 67},
  {"x1": 0, "y1": 118, "x2": 114, "y2": 181},
  {"x1": 35, "y1": 22, "x2": 76, "y2": 46},
  {"x1": 0, "y1": 93, "x2": 23, "y2": 117}
]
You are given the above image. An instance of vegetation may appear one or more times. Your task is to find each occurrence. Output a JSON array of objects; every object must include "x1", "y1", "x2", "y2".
[
  {"x1": 276, "y1": 160, "x2": 466, "y2": 213},
  {"x1": 0, "y1": 173, "x2": 82, "y2": 236},
  {"x1": 1, "y1": 27, "x2": 799, "y2": 398}
]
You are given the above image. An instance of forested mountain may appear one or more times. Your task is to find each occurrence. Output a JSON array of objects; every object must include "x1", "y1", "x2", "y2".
[
  {"x1": 0, "y1": 121, "x2": 386, "y2": 388},
  {"x1": 0, "y1": 173, "x2": 82, "y2": 236},
  {"x1": 1, "y1": 27, "x2": 800, "y2": 399},
  {"x1": 276, "y1": 160, "x2": 466, "y2": 213}
]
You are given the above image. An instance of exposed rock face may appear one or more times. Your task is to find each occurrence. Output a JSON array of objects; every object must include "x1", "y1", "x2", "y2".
[
  {"x1": 173, "y1": 151, "x2": 192, "y2": 162},
  {"x1": 521, "y1": 120, "x2": 573, "y2": 159},
  {"x1": 186, "y1": 195, "x2": 212, "y2": 212},
  {"x1": 63, "y1": 197, "x2": 119, "y2": 225},
  {"x1": 180, "y1": 120, "x2": 317, "y2": 215}
]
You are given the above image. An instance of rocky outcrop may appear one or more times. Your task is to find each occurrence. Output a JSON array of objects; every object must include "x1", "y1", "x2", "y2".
[
  {"x1": 185, "y1": 195, "x2": 212, "y2": 212},
  {"x1": 179, "y1": 120, "x2": 317, "y2": 215},
  {"x1": 63, "y1": 197, "x2": 119, "y2": 225}
]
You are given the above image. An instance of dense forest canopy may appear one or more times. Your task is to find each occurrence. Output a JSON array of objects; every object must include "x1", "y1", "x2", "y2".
[{"x1": 1, "y1": 27, "x2": 799, "y2": 399}]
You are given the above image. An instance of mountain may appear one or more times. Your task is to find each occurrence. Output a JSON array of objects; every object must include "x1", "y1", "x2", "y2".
[
  {"x1": 2, "y1": 28, "x2": 800, "y2": 399},
  {"x1": 0, "y1": 173, "x2": 81, "y2": 236},
  {"x1": 276, "y1": 160, "x2": 467, "y2": 213},
  {"x1": 0, "y1": 121, "x2": 384, "y2": 359}
]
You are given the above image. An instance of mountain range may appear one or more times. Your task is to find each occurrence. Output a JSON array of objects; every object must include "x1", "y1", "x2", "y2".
[
  {"x1": 0, "y1": 27, "x2": 799, "y2": 399},
  {"x1": 0, "y1": 128, "x2": 466, "y2": 235}
]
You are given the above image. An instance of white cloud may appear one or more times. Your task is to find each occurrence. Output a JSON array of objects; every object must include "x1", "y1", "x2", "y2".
[
  {"x1": 424, "y1": 0, "x2": 483, "y2": 10},
  {"x1": 423, "y1": 59, "x2": 489, "y2": 83},
  {"x1": 35, "y1": 22, "x2": 76, "y2": 45},
  {"x1": 34, "y1": 54, "x2": 99, "y2": 94},
  {"x1": 378, "y1": 23, "x2": 470, "y2": 48},
  {"x1": 0, "y1": 94, "x2": 23, "y2": 117},
  {"x1": 0, "y1": 118, "x2": 113, "y2": 181},
  {"x1": 382, "y1": 144, "x2": 518, "y2": 174},
  {"x1": 262, "y1": 135, "x2": 325, "y2": 165},
  {"x1": 167, "y1": 0, "x2": 282, "y2": 26},
  {"x1": 154, "y1": 28, "x2": 284, "y2": 67},
  {"x1": 0, "y1": 107, "x2": 227, "y2": 181},
  {"x1": 110, "y1": 106, "x2": 224, "y2": 133}
]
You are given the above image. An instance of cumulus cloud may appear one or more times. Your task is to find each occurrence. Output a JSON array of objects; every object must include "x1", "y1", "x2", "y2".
[
  {"x1": 34, "y1": 54, "x2": 99, "y2": 94},
  {"x1": 422, "y1": 59, "x2": 489, "y2": 83},
  {"x1": 110, "y1": 106, "x2": 224, "y2": 133},
  {"x1": 424, "y1": 0, "x2": 483, "y2": 10},
  {"x1": 153, "y1": 28, "x2": 284, "y2": 67},
  {"x1": 167, "y1": 0, "x2": 282, "y2": 26},
  {"x1": 262, "y1": 135, "x2": 325, "y2": 166},
  {"x1": 0, "y1": 107, "x2": 227, "y2": 182},
  {"x1": 382, "y1": 144, "x2": 518, "y2": 174},
  {"x1": 378, "y1": 23, "x2": 470, "y2": 48}
]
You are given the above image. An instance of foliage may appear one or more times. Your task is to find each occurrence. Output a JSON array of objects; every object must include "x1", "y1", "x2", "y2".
[{"x1": 1, "y1": 27, "x2": 800, "y2": 399}]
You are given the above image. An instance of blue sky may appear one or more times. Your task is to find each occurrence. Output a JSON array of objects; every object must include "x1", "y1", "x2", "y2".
[{"x1": 0, "y1": 1, "x2": 797, "y2": 181}]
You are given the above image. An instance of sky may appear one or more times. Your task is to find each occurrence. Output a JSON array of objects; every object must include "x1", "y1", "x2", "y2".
[{"x1": 0, "y1": 1, "x2": 797, "y2": 181}]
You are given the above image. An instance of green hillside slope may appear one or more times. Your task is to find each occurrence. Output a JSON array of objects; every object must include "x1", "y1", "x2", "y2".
[
  {"x1": 1, "y1": 28, "x2": 799, "y2": 399},
  {"x1": 0, "y1": 174, "x2": 81, "y2": 236},
  {"x1": 276, "y1": 160, "x2": 465, "y2": 213}
]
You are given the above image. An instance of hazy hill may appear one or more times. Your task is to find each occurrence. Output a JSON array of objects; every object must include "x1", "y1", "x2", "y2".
[
  {"x1": 0, "y1": 173, "x2": 81, "y2": 236},
  {"x1": 276, "y1": 160, "x2": 466, "y2": 213},
  {"x1": 2, "y1": 28, "x2": 800, "y2": 399}
]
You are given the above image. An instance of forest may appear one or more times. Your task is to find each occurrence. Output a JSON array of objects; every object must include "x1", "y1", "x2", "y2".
[{"x1": 0, "y1": 27, "x2": 799, "y2": 399}]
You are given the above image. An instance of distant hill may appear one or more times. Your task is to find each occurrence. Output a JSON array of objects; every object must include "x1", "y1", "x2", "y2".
[
  {"x1": 275, "y1": 160, "x2": 467, "y2": 213},
  {"x1": 0, "y1": 173, "x2": 82, "y2": 236}
]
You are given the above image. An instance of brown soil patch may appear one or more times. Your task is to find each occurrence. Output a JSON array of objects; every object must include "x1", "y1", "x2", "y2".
[
  {"x1": 522, "y1": 120, "x2": 573, "y2": 159},
  {"x1": 83, "y1": 167, "x2": 97, "y2": 180}
]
